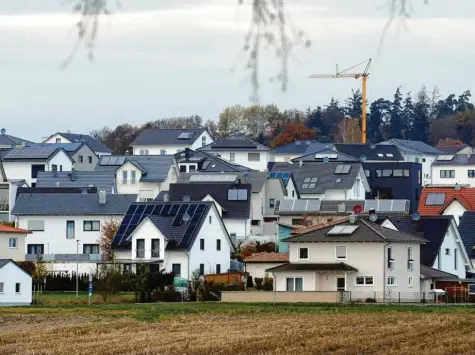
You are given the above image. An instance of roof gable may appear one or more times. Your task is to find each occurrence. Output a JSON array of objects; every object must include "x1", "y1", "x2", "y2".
[
  {"x1": 418, "y1": 187, "x2": 475, "y2": 215},
  {"x1": 0, "y1": 259, "x2": 32, "y2": 278},
  {"x1": 132, "y1": 128, "x2": 207, "y2": 146},
  {"x1": 333, "y1": 143, "x2": 403, "y2": 161},
  {"x1": 175, "y1": 149, "x2": 253, "y2": 173},
  {"x1": 271, "y1": 141, "x2": 326, "y2": 154},
  {"x1": 380, "y1": 139, "x2": 443, "y2": 155},
  {"x1": 2, "y1": 147, "x2": 66, "y2": 161},
  {"x1": 458, "y1": 211, "x2": 475, "y2": 258},
  {"x1": 55, "y1": 133, "x2": 112, "y2": 153},
  {"x1": 199, "y1": 134, "x2": 269, "y2": 152},
  {"x1": 0, "y1": 134, "x2": 34, "y2": 147}
]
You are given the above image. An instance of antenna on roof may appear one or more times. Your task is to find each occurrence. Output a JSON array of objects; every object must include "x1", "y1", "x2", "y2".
[
  {"x1": 360, "y1": 155, "x2": 367, "y2": 163},
  {"x1": 0, "y1": 128, "x2": 5, "y2": 135},
  {"x1": 243, "y1": 172, "x2": 250, "y2": 182},
  {"x1": 183, "y1": 195, "x2": 191, "y2": 202},
  {"x1": 295, "y1": 140, "x2": 301, "y2": 146},
  {"x1": 370, "y1": 144, "x2": 376, "y2": 150},
  {"x1": 369, "y1": 213, "x2": 378, "y2": 222},
  {"x1": 323, "y1": 157, "x2": 329, "y2": 164},
  {"x1": 412, "y1": 211, "x2": 421, "y2": 221}
]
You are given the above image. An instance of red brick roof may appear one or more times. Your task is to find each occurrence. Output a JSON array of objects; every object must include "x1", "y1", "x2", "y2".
[
  {"x1": 418, "y1": 187, "x2": 475, "y2": 216},
  {"x1": 290, "y1": 217, "x2": 349, "y2": 236},
  {"x1": 243, "y1": 252, "x2": 289, "y2": 263},
  {"x1": 0, "y1": 225, "x2": 31, "y2": 234}
]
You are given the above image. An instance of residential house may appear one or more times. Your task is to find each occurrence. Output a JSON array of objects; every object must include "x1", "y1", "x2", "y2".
[
  {"x1": 417, "y1": 186, "x2": 475, "y2": 225},
  {"x1": 269, "y1": 162, "x2": 370, "y2": 200},
  {"x1": 0, "y1": 130, "x2": 33, "y2": 149},
  {"x1": 378, "y1": 139, "x2": 443, "y2": 185},
  {"x1": 95, "y1": 155, "x2": 179, "y2": 201},
  {"x1": 435, "y1": 144, "x2": 474, "y2": 155},
  {"x1": 333, "y1": 143, "x2": 404, "y2": 163},
  {"x1": 178, "y1": 172, "x2": 287, "y2": 236},
  {"x1": 269, "y1": 141, "x2": 331, "y2": 163},
  {"x1": 364, "y1": 162, "x2": 422, "y2": 211},
  {"x1": 419, "y1": 265, "x2": 460, "y2": 294},
  {"x1": 269, "y1": 219, "x2": 426, "y2": 301},
  {"x1": 458, "y1": 211, "x2": 475, "y2": 266},
  {"x1": 1, "y1": 147, "x2": 74, "y2": 187},
  {"x1": 132, "y1": 128, "x2": 214, "y2": 155},
  {"x1": 112, "y1": 201, "x2": 234, "y2": 278},
  {"x1": 290, "y1": 148, "x2": 359, "y2": 164},
  {"x1": 244, "y1": 252, "x2": 289, "y2": 279},
  {"x1": 198, "y1": 133, "x2": 269, "y2": 171},
  {"x1": 0, "y1": 224, "x2": 30, "y2": 261},
  {"x1": 28, "y1": 143, "x2": 98, "y2": 171},
  {"x1": 380, "y1": 215, "x2": 472, "y2": 279},
  {"x1": 431, "y1": 153, "x2": 475, "y2": 187},
  {"x1": 168, "y1": 180, "x2": 251, "y2": 242},
  {"x1": 266, "y1": 171, "x2": 298, "y2": 199},
  {"x1": 43, "y1": 132, "x2": 112, "y2": 156},
  {"x1": 11, "y1": 191, "x2": 137, "y2": 274},
  {"x1": 276, "y1": 222, "x2": 296, "y2": 253},
  {"x1": 174, "y1": 149, "x2": 252, "y2": 174},
  {"x1": 0, "y1": 259, "x2": 32, "y2": 306},
  {"x1": 36, "y1": 171, "x2": 116, "y2": 194}
]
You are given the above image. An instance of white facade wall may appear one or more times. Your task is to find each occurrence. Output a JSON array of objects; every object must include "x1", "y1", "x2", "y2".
[
  {"x1": 0, "y1": 232, "x2": 26, "y2": 261},
  {"x1": 401, "y1": 152, "x2": 433, "y2": 186},
  {"x1": 0, "y1": 262, "x2": 32, "y2": 306},
  {"x1": 271, "y1": 154, "x2": 302, "y2": 163},
  {"x1": 225, "y1": 218, "x2": 250, "y2": 240},
  {"x1": 245, "y1": 262, "x2": 286, "y2": 279},
  {"x1": 49, "y1": 152, "x2": 73, "y2": 174},
  {"x1": 431, "y1": 164, "x2": 475, "y2": 187},
  {"x1": 71, "y1": 145, "x2": 98, "y2": 172},
  {"x1": 133, "y1": 131, "x2": 213, "y2": 155},
  {"x1": 286, "y1": 179, "x2": 298, "y2": 199},
  {"x1": 209, "y1": 151, "x2": 268, "y2": 172},
  {"x1": 251, "y1": 191, "x2": 263, "y2": 235},
  {"x1": 441, "y1": 200, "x2": 466, "y2": 225},
  {"x1": 432, "y1": 223, "x2": 468, "y2": 279}
]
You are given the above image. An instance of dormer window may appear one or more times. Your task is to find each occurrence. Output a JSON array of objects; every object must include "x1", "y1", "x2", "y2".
[{"x1": 228, "y1": 189, "x2": 248, "y2": 201}]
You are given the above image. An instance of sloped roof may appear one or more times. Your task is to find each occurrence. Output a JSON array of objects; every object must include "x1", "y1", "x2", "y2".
[
  {"x1": 53, "y1": 132, "x2": 112, "y2": 153},
  {"x1": 270, "y1": 162, "x2": 364, "y2": 195},
  {"x1": 333, "y1": 144, "x2": 403, "y2": 161},
  {"x1": 244, "y1": 252, "x2": 289, "y2": 263},
  {"x1": 0, "y1": 134, "x2": 33, "y2": 147},
  {"x1": 11, "y1": 193, "x2": 137, "y2": 215},
  {"x1": 292, "y1": 148, "x2": 359, "y2": 163},
  {"x1": 417, "y1": 187, "x2": 475, "y2": 215},
  {"x1": 0, "y1": 225, "x2": 31, "y2": 234},
  {"x1": 2, "y1": 147, "x2": 70, "y2": 162},
  {"x1": 383, "y1": 215, "x2": 452, "y2": 266},
  {"x1": 284, "y1": 219, "x2": 426, "y2": 244},
  {"x1": 420, "y1": 265, "x2": 459, "y2": 279},
  {"x1": 199, "y1": 134, "x2": 269, "y2": 152},
  {"x1": 168, "y1": 182, "x2": 251, "y2": 220},
  {"x1": 458, "y1": 211, "x2": 475, "y2": 258},
  {"x1": 174, "y1": 149, "x2": 253, "y2": 173},
  {"x1": 431, "y1": 154, "x2": 475, "y2": 166},
  {"x1": 132, "y1": 128, "x2": 207, "y2": 146},
  {"x1": 436, "y1": 144, "x2": 470, "y2": 155},
  {"x1": 266, "y1": 262, "x2": 357, "y2": 272},
  {"x1": 178, "y1": 171, "x2": 268, "y2": 193},
  {"x1": 36, "y1": 171, "x2": 115, "y2": 193},
  {"x1": 271, "y1": 141, "x2": 329, "y2": 154},
  {"x1": 379, "y1": 139, "x2": 443, "y2": 155},
  {"x1": 95, "y1": 155, "x2": 175, "y2": 182}
]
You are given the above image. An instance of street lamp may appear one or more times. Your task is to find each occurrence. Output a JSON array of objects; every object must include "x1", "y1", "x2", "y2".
[{"x1": 76, "y1": 240, "x2": 81, "y2": 299}]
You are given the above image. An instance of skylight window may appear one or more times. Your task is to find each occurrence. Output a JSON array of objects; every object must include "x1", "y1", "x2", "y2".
[
  {"x1": 327, "y1": 225, "x2": 359, "y2": 235},
  {"x1": 302, "y1": 177, "x2": 318, "y2": 189},
  {"x1": 425, "y1": 192, "x2": 446, "y2": 206},
  {"x1": 386, "y1": 153, "x2": 394, "y2": 157},
  {"x1": 377, "y1": 153, "x2": 384, "y2": 157},
  {"x1": 336, "y1": 178, "x2": 342, "y2": 183},
  {"x1": 335, "y1": 165, "x2": 351, "y2": 174},
  {"x1": 436, "y1": 155, "x2": 454, "y2": 161}
]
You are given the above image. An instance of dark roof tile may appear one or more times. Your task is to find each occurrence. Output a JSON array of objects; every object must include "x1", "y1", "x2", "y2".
[{"x1": 132, "y1": 128, "x2": 207, "y2": 146}]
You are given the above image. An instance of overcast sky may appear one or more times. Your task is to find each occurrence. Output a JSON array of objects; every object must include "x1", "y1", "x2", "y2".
[{"x1": 0, "y1": 0, "x2": 474, "y2": 141}]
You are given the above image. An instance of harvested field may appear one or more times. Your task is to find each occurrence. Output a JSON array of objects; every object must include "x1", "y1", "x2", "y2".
[{"x1": 1, "y1": 304, "x2": 475, "y2": 354}]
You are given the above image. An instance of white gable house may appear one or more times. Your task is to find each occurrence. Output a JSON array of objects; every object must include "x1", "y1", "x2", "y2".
[{"x1": 0, "y1": 259, "x2": 32, "y2": 306}]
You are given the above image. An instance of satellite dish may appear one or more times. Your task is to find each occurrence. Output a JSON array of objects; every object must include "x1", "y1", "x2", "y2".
[
  {"x1": 370, "y1": 144, "x2": 376, "y2": 150},
  {"x1": 182, "y1": 213, "x2": 191, "y2": 222},
  {"x1": 243, "y1": 172, "x2": 250, "y2": 182},
  {"x1": 412, "y1": 211, "x2": 421, "y2": 221},
  {"x1": 0, "y1": 128, "x2": 5, "y2": 135},
  {"x1": 349, "y1": 214, "x2": 357, "y2": 224},
  {"x1": 295, "y1": 140, "x2": 301, "y2": 146},
  {"x1": 183, "y1": 195, "x2": 191, "y2": 202},
  {"x1": 323, "y1": 157, "x2": 329, "y2": 164},
  {"x1": 369, "y1": 213, "x2": 378, "y2": 222},
  {"x1": 360, "y1": 155, "x2": 367, "y2": 163},
  {"x1": 353, "y1": 204, "x2": 362, "y2": 214},
  {"x1": 454, "y1": 183, "x2": 461, "y2": 191}
]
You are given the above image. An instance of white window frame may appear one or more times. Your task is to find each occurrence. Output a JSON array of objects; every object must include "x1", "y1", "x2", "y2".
[
  {"x1": 298, "y1": 247, "x2": 309, "y2": 260},
  {"x1": 408, "y1": 276, "x2": 413, "y2": 288},
  {"x1": 407, "y1": 247, "x2": 414, "y2": 271},
  {"x1": 0, "y1": 282, "x2": 3, "y2": 293},
  {"x1": 121, "y1": 171, "x2": 128, "y2": 185},
  {"x1": 286, "y1": 277, "x2": 303, "y2": 292},
  {"x1": 355, "y1": 276, "x2": 374, "y2": 286},
  {"x1": 130, "y1": 170, "x2": 137, "y2": 185},
  {"x1": 160, "y1": 149, "x2": 167, "y2": 155},
  {"x1": 8, "y1": 238, "x2": 17, "y2": 249},
  {"x1": 387, "y1": 246, "x2": 394, "y2": 270},
  {"x1": 387, "y1": 276, "x2": 397, "y2": 286},
  {"x1": 335, "y1": 245, "x2": 347, "y2": 260},
  {"x1": 229, "y1": 153, "x2": 235, "y2": 162},
  {"x1": 248, "y1": 152, "x2": 260, "y2": 162}
]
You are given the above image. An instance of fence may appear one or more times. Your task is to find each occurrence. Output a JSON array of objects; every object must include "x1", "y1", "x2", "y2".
[
  {"x1": 221, "y1": 291, "x2": 350, "y2": 303},
  {"x1": 349, "y1": 291, "x2": 436, "y2": 303}
]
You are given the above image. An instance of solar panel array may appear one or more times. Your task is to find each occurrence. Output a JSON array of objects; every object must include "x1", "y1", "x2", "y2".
[
  {"x1": 327, "y1": 225, "x2": 359, "y2": 235},
  {"x1": 115, "y1": 202, "x2": 207, "y2": 246},
  {"x1": 364, "y1": 199, "x2": 407, "y2": 212},
  {"x1": 315, "y1": 153, "x2": 338, "y2": 159},
  {"x1": 279, "y1": 199, "x2": 409, "y2": 213},
  {"x1": 267, "y1": 172, "x2": 291, "y2": 185},
  {"x1": 278, "y1": 199, "x2": 321, "y2": 212},
  {"x1": 177, "y1": 132, "x2": 193, "y2": 139},
  {"x1": 436, "y1": 155, "x2": 454, "y2": 161},
  {"x1": 334, "y1": 164, "x2": 352, "y2": 174},
  {"x1": 100, "y1": 156, "x2": 126, "y2": 166},
  {"x1": 425, "y1": 192, "x2": 446, "y2": 206},
  {"x1": 4, "y1": 147, "x2": 57, "y2": 160},
  {"x1": 189, "y1": 174, "x2": 238, "y2": 182}
]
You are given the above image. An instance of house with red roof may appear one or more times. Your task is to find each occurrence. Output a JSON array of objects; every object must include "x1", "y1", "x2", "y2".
[
  {"x1": 0, "y1": 224, "x2": 30, "y2": 261},
  {"x1": 417, "y1": 186, "x2": 475, "y2": 225},
  {"x1": 244, "y1": 252, "x2": 289, "y2": 279}
]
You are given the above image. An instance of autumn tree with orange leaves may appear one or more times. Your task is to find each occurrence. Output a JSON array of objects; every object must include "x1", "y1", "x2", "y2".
[
  {"x1": 271, "y1": 123, "x2": 316, "y2": 148},
  {"x1": 98, "y1": 219, "x2": 121, "y2": 261}
]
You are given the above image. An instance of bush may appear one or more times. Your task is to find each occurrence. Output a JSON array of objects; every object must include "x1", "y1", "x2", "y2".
[
  {"x1": 263, "y1": 276, "x2": 273, "y2": 291},
  {"x1": 365, "y1": 297, "x2": 377, "y2": 303},
  {"x1": 16, "y1": 261, "x2": 36, "y2": 276},
  {"x1": 246, "y1": 275, "x2": 254, "y2": 289},
  {"x1": 254, "y1": 278, "x2": 263, "y2": 291}
]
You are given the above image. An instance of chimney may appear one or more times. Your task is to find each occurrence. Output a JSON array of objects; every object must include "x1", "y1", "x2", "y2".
[
  {"x1": 298, "y1": 160, "x2": 303, "y2": 168},
  {"x1": 163, "y1": 193, "x2": 169, "y2": 202},
  {"x1": 185, "y1": 148, "x2": 191, "y2": 161},
  {"x1": 56, "y1": 182, "x2": 60, "y2": 188},
  {"x1": 21, "y1": 141, "x2": 26, "y2": 148},
  {"x1": 98, "y1": 190, "x2": 107, "y2": 204}
]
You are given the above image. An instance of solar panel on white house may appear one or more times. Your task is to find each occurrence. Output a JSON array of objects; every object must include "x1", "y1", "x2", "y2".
[
  {"x1": 425, "y1": 193, "x2": 446, "y2": 206},
  {"x1": 327, "y1": 225, "x2": 359, "y2": 235},
  {"x1": 341, "y1": 165, "x2": 351, "y2": 174},
  {"x1": 334, "y1": 165, "x2": 344, "y2": 174},
  {"x1": 307, "y1": 200, "x2": 322, "y2": 211},
  {"x1": 189, "y1": 174, "x2": 238, "y2": 182},
  {"x1": 293, "y1": 200, "x2": 309, "y2": 211},
  {"x1": 279, "y1": 199, "x2": 295, "y2": 212}
]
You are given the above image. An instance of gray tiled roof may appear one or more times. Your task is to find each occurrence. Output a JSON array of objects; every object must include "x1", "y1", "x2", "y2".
[
  {"x1": 55, "y1": 132, "x2": 112, "y2": 153},
  {"x1": 333, "y1": 144, "x2": 404, "y2": 161},
  {"x1": 284, "y1": 219, "x2": 427, "y2": 243},
  {"x1": 175, "y1": 149, "x2": 253, "y2": 173},
  {"x1": 199, "y1": 134, "x2": 269, "y2": 152},
  {"x1": 36, "y1": 171, "x2": 116, "y2": 193},
  {"x1": 270, "y1": 162, "x2": 364, "y2": 194},
  {"x1": 420, "y1": 265, "x2": 458, "y2": 279},
  {"x1": 132, "y1": 128, "x2": 207, "y2": 146},
  {"x1": 2, "y1": 147, "x2": 65, "y2": 161},
  {"x1": 28, "y1": 142, "x2": 84, "y2": 153},
  {"x1": 436, "y1": 145, "x2": 471, "y2": 155},
  {"x1": 178, "y1": 171, "x2": 268, "y2": 193},
  {"x1": 271, "y1": 141, "x2": 330, "y2": 154},
  {"x1": 0, "y1": 259, "x2": 10, "y2": 268},
  {"x1": 95, "y1": 155, "x2": 175, "y2": 182},
  {"x1": 0, "y1": 134, "x2": 33, "y2": 147},
  {"x1": 431, "y1": 154, "x2": 475, "y2": 166},
  {"x1": 266, "y1": 262, "x2": 357, "y2": 272},
  {"x1": 292, "y1": 148, "x2": 359, "y2": 163},
  {"x1": 457, "y1": 211, "x2": 475, "y2": 258},
  {"x1": 11, "y1": 193, "x2": 137, "y2": 215},
  {"x1": 379, "y1": 139, "x2": 443, "y2": 155}
]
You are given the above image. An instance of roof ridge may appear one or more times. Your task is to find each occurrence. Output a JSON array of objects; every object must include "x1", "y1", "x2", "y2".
[
  {"x1": 360, "y1": 219, "x2": 387, "y2": 241},
  {"x1": 291, "y1": 217, "x2": 350, "y2": 236}
]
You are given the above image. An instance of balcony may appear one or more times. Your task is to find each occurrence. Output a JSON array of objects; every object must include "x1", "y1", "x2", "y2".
[
  {"x1": 25, "y1": 254, "x2": 102, "y2": 262},
  {"x1": 133, "y1": 249, "x2": 160, "y2": 259}
]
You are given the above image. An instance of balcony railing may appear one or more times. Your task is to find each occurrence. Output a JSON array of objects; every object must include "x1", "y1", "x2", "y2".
[
  {"x1": 133, "y1": 249, "x2": 161, "y2": 258},
  {"x1": 25, "y1": 254, "x2": 101, "y2": 262}
]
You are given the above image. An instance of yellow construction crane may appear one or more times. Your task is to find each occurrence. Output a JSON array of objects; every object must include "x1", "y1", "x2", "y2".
[{"x1": 309, "y1": 58, "x2": 372, "y2": 143}]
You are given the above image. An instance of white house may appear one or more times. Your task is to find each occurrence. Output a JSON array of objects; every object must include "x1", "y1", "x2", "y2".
[
  {"x1": 270, "y1": 162, "x2": 370, "y2": 200},
  {"x1": 380, "y1": 215, "x2": 473, "y2": 279},
  {"x1": 95, "y1": 155, "x2": 179, "y2": 201},
  {"x1": 378, "y1": 139, "x2": 443, "y2": 186},
  {"x1": 174, "y1": 149, "x2": 252, "y2": 174},
  {"x1": 132, "y1": 128, "x2": 214, "y2": 155},
  {"x1": 28, "y1": 143, "x2": 98, "y2": 172},
  {"x1": 43, "y1": 132, "x2": 112, "y2": 156},
  {"x1": 268, "y1": 219, "x2": 426, "y2": 302},
  {"x1": 0, "y1": 224, "x2": 30, "y2": 261},
  {"x1": 269, "y1": 141, "x2": 330, "y2": 163},
  {"x1": 198, "y1": 133, "x2": 270, "y2": 172},
  {"x1": 430, "y1": 154, "x2": 475, "y2": 187},
  {"x1": 244, "y1": 252, "x2": 289, "y2": 279},
  {"x1": 112, "y1": 201, "x2": 234, "y2": 278},
  {"x1": 0, "y1": 259, "x2": 32, "y2": 306},
  {"x1": 11, "y1": 191, "x2": 137, "y2": 274},
  {"x1": 1, "y1": 147, "x2": 74, "y2": 187}
]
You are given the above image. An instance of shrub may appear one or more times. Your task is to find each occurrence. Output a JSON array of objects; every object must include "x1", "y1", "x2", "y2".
[
  {"x1": 263, "y1": 276, "x2": 273, "y2": 291},
  {"x1": 246, "y1": 275, "x2": 254, "y2": 289},
  {"x1": 365, "y1": 298, "x2": 377, "y2": 303},
  {"x1": 254, "y1": 278, "x2": 263, "y2": 291}
]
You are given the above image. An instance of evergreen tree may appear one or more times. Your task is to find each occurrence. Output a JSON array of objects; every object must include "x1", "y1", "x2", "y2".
[
  {"x1": 402, "y1": 92, "x2": 414, "y2": 139},
  {"x1": 344, "y1": 89, "x2": 363, "y2": 118},
  {"x1": 305, "y1": 106, "x2": 323, "y2": 134},
  {"x1": 321, "y1": 98, "x2": 345, "y2": 139},
  {"x1": 389, "y1": 87, "x2": 404, "y2": 139},
  {"x1": 368, "y1": 98, "x2": 390, "y2": 143},
  {"x1": 457, "y1": 90, "x2": 474, "y2": 112},
  {"x1": 410, "y1": 86, "x2": 431, "y2": 142}
]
